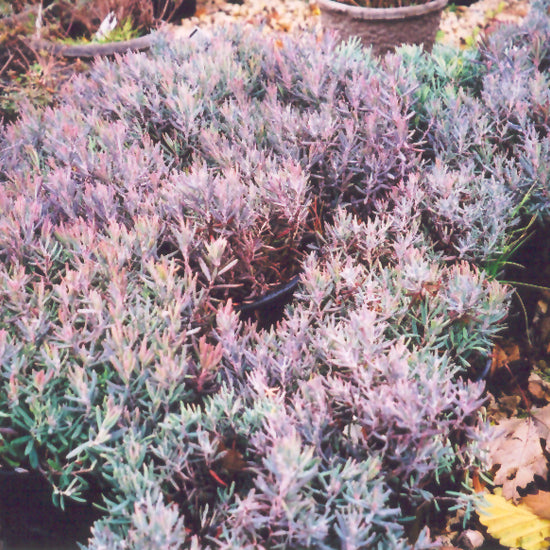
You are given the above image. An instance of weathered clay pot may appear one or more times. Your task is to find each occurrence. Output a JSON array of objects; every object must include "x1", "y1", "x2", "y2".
[{"x1": 317, "y1": 0, "x2": 448, "y2": 55}]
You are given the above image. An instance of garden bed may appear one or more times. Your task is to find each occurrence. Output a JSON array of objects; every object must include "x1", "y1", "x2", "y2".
[{"x1": 1, "y1": 1, "x2": 550, "y2": 549}]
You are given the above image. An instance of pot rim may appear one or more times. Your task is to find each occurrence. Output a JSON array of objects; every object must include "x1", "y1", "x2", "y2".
[{"x1": 317, "y1": 0, "x2": 448, "y2": 20}]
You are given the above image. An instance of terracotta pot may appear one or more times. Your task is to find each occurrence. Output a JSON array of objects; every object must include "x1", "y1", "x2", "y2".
[{"x1": 317, "y1": 0, "x2": 448, "y2": 55}]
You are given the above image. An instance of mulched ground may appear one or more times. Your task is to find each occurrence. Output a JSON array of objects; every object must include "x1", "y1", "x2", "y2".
[{"x1": 169, "y1": 0, "x2": 529, "y2": 48}]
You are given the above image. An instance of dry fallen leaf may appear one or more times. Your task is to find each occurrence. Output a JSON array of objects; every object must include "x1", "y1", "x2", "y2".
[
  {"x1": 523, "y1": 491, "x2": 550, "y2": 521},
  {"x1": 489, "y1": 405, "x2": 550, "y2": 501},
  {"x1": 471, "y1": 470, "x2": 485, "y2": 493},
  {"x1": 529, "y1": 373, "x2": 550, "y2": 402},
  {"x1": 456, "y1": 529, "x2": 485, "y2": 549},
  {"x1": 490, "y1": 342, "x2": 521, "y2": 376},
  {"x1": 491, "y1": 394, "x2": 522, "y2": 420},
  {"x1": 216, "y1": 439, "x2": 247, "y2": 473},
  {"x1": 310, "y1": 3, "x2": 321, "y2": 16}
]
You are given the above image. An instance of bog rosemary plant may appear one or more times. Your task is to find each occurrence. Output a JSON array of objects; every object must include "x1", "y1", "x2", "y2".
[{"x1": 1, "y1": 4, "x2": 550, "y2": 547}]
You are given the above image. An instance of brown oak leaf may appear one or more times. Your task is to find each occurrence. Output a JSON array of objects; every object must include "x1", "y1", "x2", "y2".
[
  {"x1": 489, "y1": 404, "x2": 550, "y2": 502},
  {"x1": 522, "y1": 490, "x2": 550, "y2": 520}
]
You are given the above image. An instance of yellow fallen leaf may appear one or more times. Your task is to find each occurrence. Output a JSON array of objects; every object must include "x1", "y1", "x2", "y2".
[{"x1": 478, "y1": 489, "x2": 550, "y2": 550}]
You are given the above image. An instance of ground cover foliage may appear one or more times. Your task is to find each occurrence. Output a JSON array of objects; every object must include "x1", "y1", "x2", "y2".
[{"x1": 0, "y1": 1, "x2": 550, "y2": 546}]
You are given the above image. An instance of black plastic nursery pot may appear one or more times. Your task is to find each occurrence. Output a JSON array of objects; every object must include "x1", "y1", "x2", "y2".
[
  {"x1": 237, "y1": 274, "x2": 302, "y2": 329},
  {"x1": 318, "y1": 0, "x2": 448, "y2": 55}
]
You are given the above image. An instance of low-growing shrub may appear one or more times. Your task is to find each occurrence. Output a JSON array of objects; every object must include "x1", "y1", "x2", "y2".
[{"x1": 0, "y1": 2, "x2": 549, "y2": 547}]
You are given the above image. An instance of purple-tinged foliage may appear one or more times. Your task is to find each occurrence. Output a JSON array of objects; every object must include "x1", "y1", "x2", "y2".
[
  {"x1": 402, "y1": 0, "x2": 550, "y2": 222},
  {"x1": 0, "y1": 4, "x2": 549, "y2": 547}
]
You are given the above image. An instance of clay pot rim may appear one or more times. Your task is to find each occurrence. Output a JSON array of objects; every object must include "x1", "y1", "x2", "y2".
[{"x1": 317, "y1": 0, "x2": 448, "y2": 20}]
